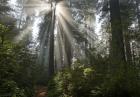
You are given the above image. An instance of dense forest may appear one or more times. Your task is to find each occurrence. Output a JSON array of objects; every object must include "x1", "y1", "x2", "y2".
[{"x1": 0, "y1": 0, "x2": 140, "y2": 97}]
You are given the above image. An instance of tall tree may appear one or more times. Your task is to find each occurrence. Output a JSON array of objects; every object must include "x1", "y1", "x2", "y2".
[
  {"x1": 109, "y1": 0, "x2": 126, "y2": 63},
  {"x1": 120, "y1": 0, "x2": 135, "y2": 64},
  {"x1": 48, "y1": 3, "x2": 56, "y2": 77}
]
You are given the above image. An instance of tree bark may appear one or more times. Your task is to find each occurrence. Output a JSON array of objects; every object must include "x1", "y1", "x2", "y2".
[
  {"x1": 64, "y1": 33, "x2": 72, "y2": 67},
  {"x1": 135, "y1": 0, "x2": 140, "y2": 31},
  {"x1": 125, "y1": 34, "x2": 132, "y2": 64},
  {"x1": 109, "y1": 0, "x2": 126, "y2": 63},
  {"x1": 48, "y1": 4, "x2": 56, "y2": 77}
]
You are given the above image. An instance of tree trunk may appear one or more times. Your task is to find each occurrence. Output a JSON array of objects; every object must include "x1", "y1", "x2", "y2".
[
  {"x1": 64, "y1": 33, "x2": 72, "y2": 67},
  {"x1": 109, "y1": 0, "x2": 126, "y2": 63},
  {"x1": 136, "y1": 0, "x2": 140, "y2": 31},
  {"x1": 131, "y1": 42, "x2": 136, "y2": 65},
  {"x1": 125, "y1": 34, "x2": 132, "y2": 64},
  {"x1": 48, "y1": 4, "x2": 56, "y2": 77}
]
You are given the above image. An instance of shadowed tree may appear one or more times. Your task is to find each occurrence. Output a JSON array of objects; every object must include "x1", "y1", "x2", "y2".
[{"x1": 109, "y1": 0, "x2": 126, "y2": 63}]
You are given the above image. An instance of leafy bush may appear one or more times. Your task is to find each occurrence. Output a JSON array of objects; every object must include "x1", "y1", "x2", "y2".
[
  {"x1": 47, "y1": 61, "x2": 140, "y2": 97},
  {"x1": 100, "y1": 64, "x2": 140, "y2": 97},
  {"x1": 47, "y1": 61, "x2": 103, "y2": 97},
  {"x1": 0, "y1": 80, "x2": 26, "y2": 97}
]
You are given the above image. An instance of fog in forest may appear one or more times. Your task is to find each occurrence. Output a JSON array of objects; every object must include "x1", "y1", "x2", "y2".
[{"x1": 0, "y1": 0, "x2": 140, "y2": 97}]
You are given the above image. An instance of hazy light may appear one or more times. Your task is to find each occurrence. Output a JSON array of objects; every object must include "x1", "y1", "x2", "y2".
[{"x1": 13, "y1": 0, "x2": 94, "y2": 68}]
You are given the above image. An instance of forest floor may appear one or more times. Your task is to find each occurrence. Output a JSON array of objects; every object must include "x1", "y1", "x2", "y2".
[{"x1": 34, "y1": 86, "x2": 47, "y2": 97}]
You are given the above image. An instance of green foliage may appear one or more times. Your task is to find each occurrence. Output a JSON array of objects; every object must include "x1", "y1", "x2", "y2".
[
  {"x1": 47, "y1": 60, "x2": 140, "y2": 97},
  {"x1": 0, "y1": 1, "x2": 140, "y2": 97},
  {"x1": 47, "y1": 62, "x2": 102, "y2": 97},
  {"x1": 100, "y1": 64, "x2": 140, "y2": 97},
  {"x1": 1, "y1": 80, "x2": 26, "y2": 97},
  {"x1": 0, "y1": 24, "x2": 9, "y2": 32},
  {"x1": 0, "y1": 24, "x2": 38, "y2": 96}
]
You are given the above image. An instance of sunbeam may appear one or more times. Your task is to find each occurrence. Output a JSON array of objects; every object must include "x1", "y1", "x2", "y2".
[{"x1": 14, "y1": 0, "x2": 85, "y2": 71}]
